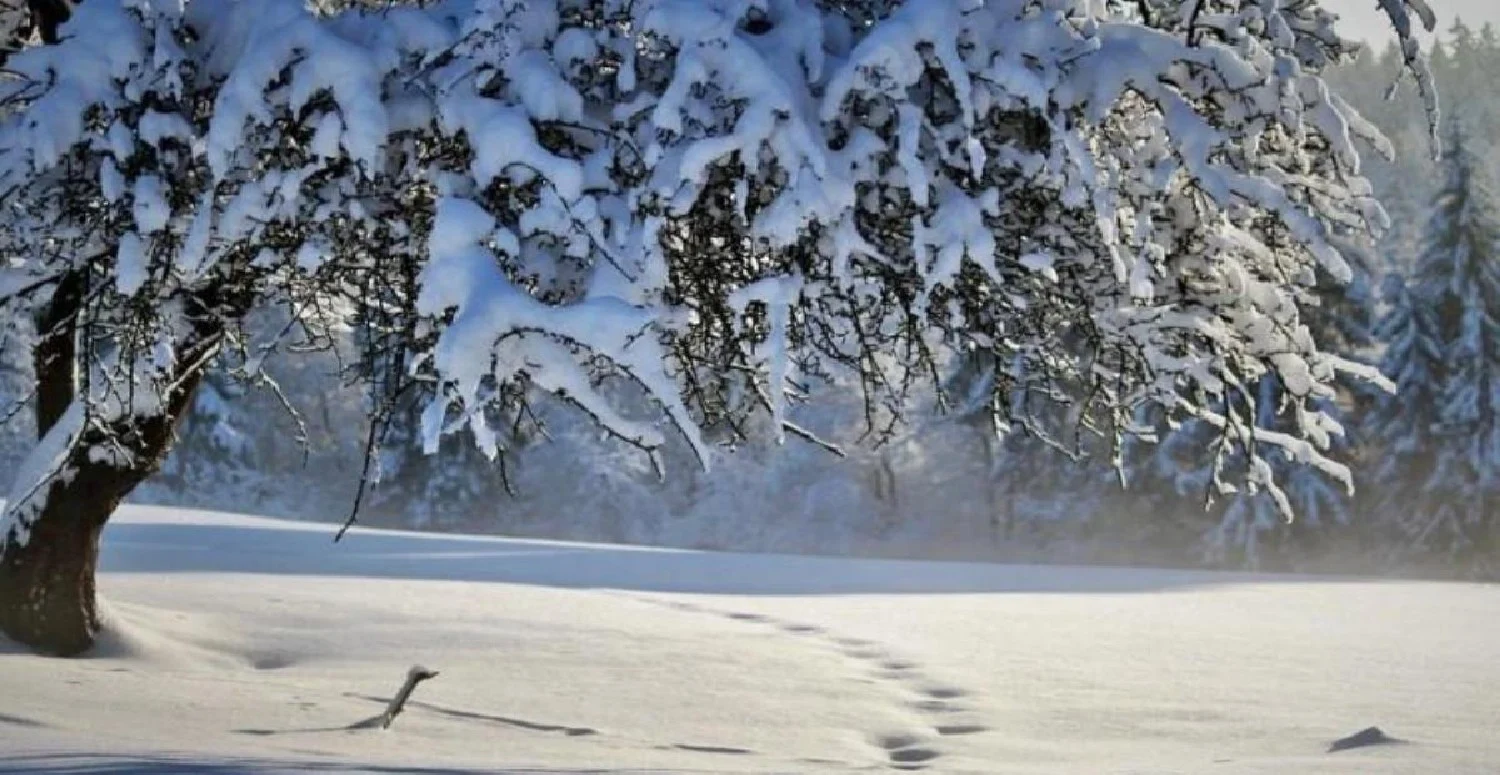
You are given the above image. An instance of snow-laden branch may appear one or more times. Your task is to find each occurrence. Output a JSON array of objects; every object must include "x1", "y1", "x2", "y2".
[{"x1": 0, "y1": 0, "x2": 1443, "y2": 541}]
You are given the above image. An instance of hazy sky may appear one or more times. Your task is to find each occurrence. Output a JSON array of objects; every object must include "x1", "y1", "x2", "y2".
[{"x1": 1322, "y1": 0, "x2": 1500, "y2": 43}]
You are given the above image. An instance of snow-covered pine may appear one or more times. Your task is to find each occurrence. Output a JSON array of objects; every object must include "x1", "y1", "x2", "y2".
[
  {"x1": 1369, "y1": 119, "x2": 1500, "y2": 570},
  {"x1": 1206, "y1": 377, "x2": 1363, "y2": 570},
  {"x1": 149, "y1": 372, "x2": 258, "y2": 498},
  {"x1": 1366, "y1": 271, "x2": 1445, "y2": 553},
  {"x1": 0, "y1": 0, "x2": 1440, "y2": 555}
]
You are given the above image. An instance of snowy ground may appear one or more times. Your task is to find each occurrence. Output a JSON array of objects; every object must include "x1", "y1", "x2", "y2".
[{"x1": 1, "y1": 506, "x2": 1496, "y2": 774}]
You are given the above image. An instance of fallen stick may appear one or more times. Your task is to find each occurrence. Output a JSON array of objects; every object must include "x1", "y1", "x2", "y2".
[{"x1": 381, "y1": 665, "x2": 440, "y2": 730}]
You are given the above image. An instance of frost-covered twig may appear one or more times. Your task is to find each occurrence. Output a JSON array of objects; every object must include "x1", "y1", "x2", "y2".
[{"x1": 782, "y1": 421, "x2": 845, "y2": 457}]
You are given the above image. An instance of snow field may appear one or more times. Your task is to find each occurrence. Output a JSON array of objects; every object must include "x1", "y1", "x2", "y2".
[{"x1": 2, "y1": 506, "x2": 1495, "y2": 773}]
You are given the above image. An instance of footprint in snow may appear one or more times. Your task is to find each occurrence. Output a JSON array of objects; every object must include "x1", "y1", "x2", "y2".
[
  {"x1": 635, "y1": 596, "x2": 989, "y2": 768},
  {"x1": 919, "y1": 685, "x2": 968, "y2": 700},
  {"x1": 873, "y1": 732, "x2": 944, "y2": 771},
  {"x1": 669, "y1": 743, "x2": 755, "y2": 755},
  {"x1": 935, "y1": 724, "x2": 988, "y2": 737},
  {"x1": 909, "y1": 698, "x2": 968, "y2": 714},
  {"x1": 251, "y1": 653, "x2": 296, "y2": 671},
  {"x1": 874, "y1": 732, "x2": 924, "y2": 750},
  {"x1": 889, "y1": 747, "x2": 942, "y2": 765}
]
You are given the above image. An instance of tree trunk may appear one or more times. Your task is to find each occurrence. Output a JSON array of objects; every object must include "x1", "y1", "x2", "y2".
[
  {"x1": 29, "y1": 0, "x2": 74, "y2": 45},
  {"x1": 0, "y1": 463, "x2": 129, "y2": 656},
  {"x1": 0, "y1": 272, "x2": 227, "y2": 656},
  {"x1": 0, "y1": 396, "x2": 203, "y2": 654}
]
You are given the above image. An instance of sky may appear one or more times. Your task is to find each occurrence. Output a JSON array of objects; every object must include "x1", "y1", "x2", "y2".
[{"x1": 1323, "y1": 0, "x2": 1500, "y2": 43}]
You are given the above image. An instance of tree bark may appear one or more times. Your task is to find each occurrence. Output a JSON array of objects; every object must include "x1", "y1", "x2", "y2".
[
  {"x1": 0, "y1": 274, "x2": 227, "y2": 656},
  {"x1": 0, "y1": 461, "x2": 131, "y2": 656},
  {"x1": 0, "y1": 395, "x2": 202, "y2": 655},
  {"x1": 28, "y1": 0, "x2": 73, "y2": 45}
]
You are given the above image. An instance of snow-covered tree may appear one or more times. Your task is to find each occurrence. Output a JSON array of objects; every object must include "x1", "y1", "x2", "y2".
[
  {"x1": 0, "y1": 0, "x2": 1441, "y2": 654},
  {"x1": 366, "y1": 403, "x2": 514, "y2": 530},
  {"x1": 1365, "y1": 271, "x2": 1444, "y2": 551},
  {"x1": 138, "y1": 312, "x2": 371, "y2": 517},
  {"x1": 938, "y1": 343, "x2": 1110, "y2": 544},
  {"x1": 148, "y1": 372, "x2": 256, "y2": 495},
  {"x1": 1373, "y1": 122, "x2": 1500, "y2": 570},
  {"x1": 1214, "y1": 379, "x2": 1370, "y2": 568},
  {"x1": 1118, "y1": 239, "x2": 1381, "y2": 571}
]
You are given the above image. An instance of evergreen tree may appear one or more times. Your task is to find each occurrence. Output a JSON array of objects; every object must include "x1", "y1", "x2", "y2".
[
  {"x1": 152, "y1": 373, "x2": 257, "y2": 499},
  {"x1": 368, "y1": 405, "x2": 514, "y2": 531},
  {"x1": 1119, "y1": 239, "x2": 1382, "y2": 570},
  {"x1": 1371, "y1": 120, "x2": 1500, "y2": 572},
  {"x1": 1428, "y1": 131, "x2": 1500, "y2": 569},
  {"x1": 1375, "y1": 163, "x2": 1432, "y2": 276},
  {"x1": 940, "y1": 341, "x2": 1112, "y2": 549},
  {"x1": 1366, "y1": 273, "x2": 1445, "y2": 552}
]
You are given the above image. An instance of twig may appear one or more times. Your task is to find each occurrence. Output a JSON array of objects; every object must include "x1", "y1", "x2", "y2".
[
  {"x1": 782, "y1": 420, "x2": 846, "y2": 457},
  {"x1": 381, "y1": 665, "x2": 440, "y2": 730},
  {"x1": 334, "y1": 413, "x2": 382, "y2": 543}
]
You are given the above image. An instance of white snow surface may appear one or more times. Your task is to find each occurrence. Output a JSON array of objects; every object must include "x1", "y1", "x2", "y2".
[{"x1": 1, "y1": 505, "x2": 1496, "y2": 774}]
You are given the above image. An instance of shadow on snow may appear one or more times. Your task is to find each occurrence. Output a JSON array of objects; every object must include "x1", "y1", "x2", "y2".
[
  {"x1": 91, "y1": 508, "x2": 1362, "y2": 596},
  {"x1": 0, "y1": 753, "x2": 678, "y2": 774}
]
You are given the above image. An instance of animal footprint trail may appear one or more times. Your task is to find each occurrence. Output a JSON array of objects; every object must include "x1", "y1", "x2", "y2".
[{"x1": 636, "y1": 596, "x2": 991, "y2": 770}]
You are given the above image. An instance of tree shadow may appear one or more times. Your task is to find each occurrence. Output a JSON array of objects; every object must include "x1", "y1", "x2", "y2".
[
  {"x1": 0, "y1": 753, "x2": 656, "y2": 774},
  {"x1": 231, "y1": 693, "x2": 758, "y2": 765},
  {"x1": 231, "y1": 717, "x2": 384, "y2": 737},
  {"x1": 346, "y1": 693, "x2": 598, "y2": 737},
  {"x1": 91, "y1": 512, "x2": 1309, "y2": 596},
  {"x1": 0, "y1": 711, "x2": 49, "y2": 728},
  {"x1": 229, "y1": 694, "x2": 598, "y2": 741}
]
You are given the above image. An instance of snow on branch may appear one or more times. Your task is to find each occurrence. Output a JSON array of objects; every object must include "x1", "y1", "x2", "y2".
[
  {"x1": 0, "y1": 0, "x2": 1446, "y2": 538},
  {"x1": 1377, "y1": 0, "x2": 1442, "y2": 147}
]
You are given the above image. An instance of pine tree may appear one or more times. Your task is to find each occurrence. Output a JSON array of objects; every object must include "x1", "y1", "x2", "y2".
[
  {"x1": 1119, "y1": 248, "x2": 1382, "y2": 570},
  {"x1": 1371, "y1": 120, "x2": 1500, "y2": 572},
  {"x1": 1429, "y1": 131, "x2": 1500, "y2": 568},
  {"x1": 151, "y1": 373, "x2": 257, "y2": 498}
]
